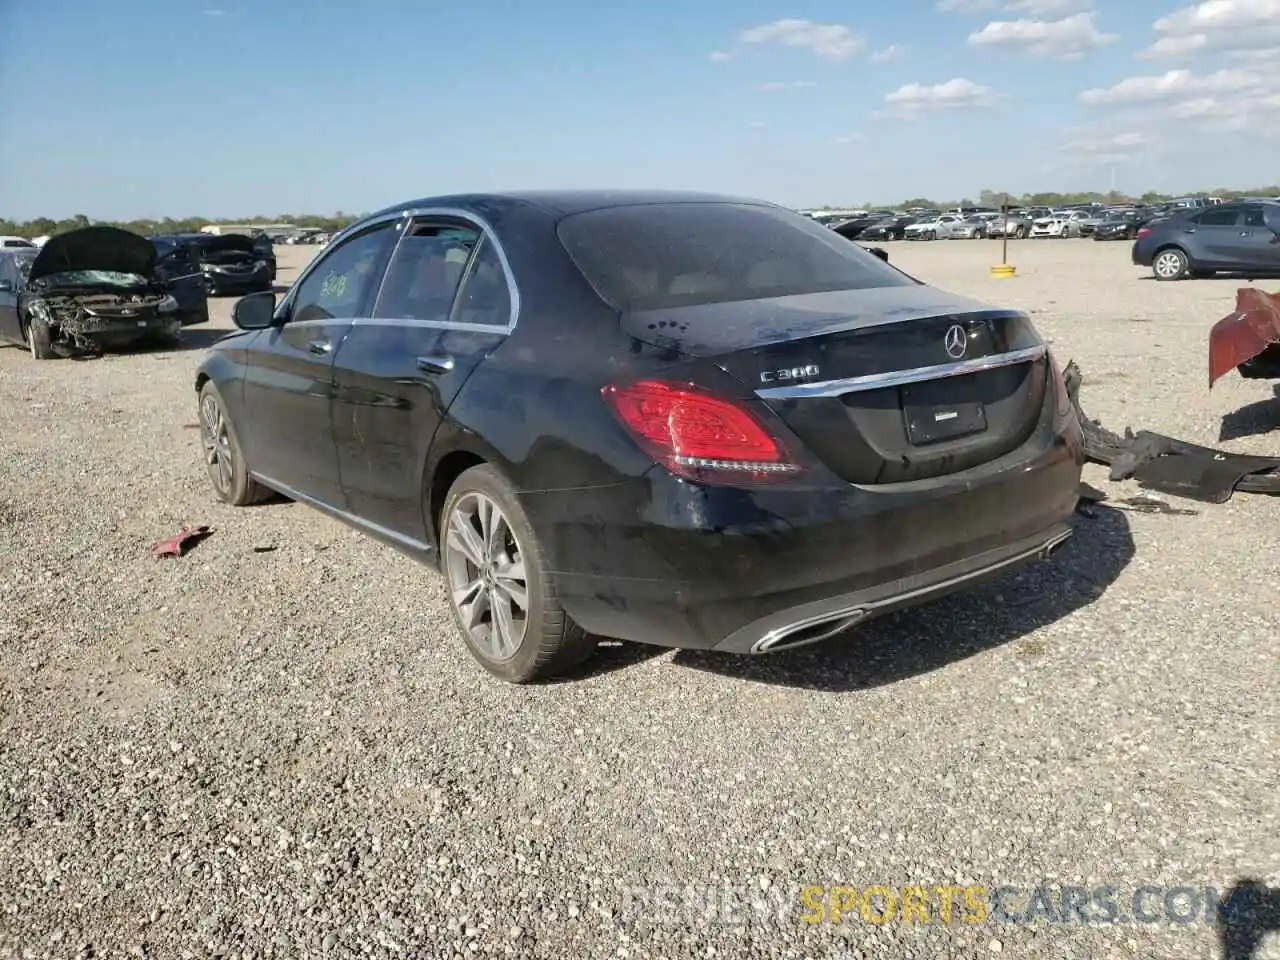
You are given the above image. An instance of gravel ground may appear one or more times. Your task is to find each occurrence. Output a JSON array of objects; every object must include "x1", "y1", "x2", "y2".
[{"x1": 0, "y1": 239, "x2": 1277, "y2": 960}]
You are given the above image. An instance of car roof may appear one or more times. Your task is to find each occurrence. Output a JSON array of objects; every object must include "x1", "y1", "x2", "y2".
[{"x1": 366, "y1": 189, "x2": 779, "y2": 221}]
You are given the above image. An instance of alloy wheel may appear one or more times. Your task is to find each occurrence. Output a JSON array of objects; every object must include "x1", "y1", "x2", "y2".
[
  {"x1": 443, "y1": 492, "x2": 529, "y2": 662},
  {"x1": 1154, "y1": 251, "x2": 1184, "y2": 279},
  {"x1": 200, "y1": 393, "x2": 234, "y2": 496}
]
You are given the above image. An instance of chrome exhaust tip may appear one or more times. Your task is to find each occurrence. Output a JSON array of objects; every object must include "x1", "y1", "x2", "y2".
[
  {"x1": 752, "y1": 608, "x2": 867, "y2": 654},
  {"x1": 1039, "y1": 529, "x2": 1073, "y2": 560}
]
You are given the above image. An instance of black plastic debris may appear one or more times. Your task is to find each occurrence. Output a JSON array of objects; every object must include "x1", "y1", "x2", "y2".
[{"x1": 1063, "y1": 360, "x2": 1280, "y2": 503}]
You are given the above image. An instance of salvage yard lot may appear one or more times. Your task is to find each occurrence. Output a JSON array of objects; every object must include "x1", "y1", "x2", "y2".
[{"x1": 1, "y1": 240, "x2": 1276, "y2": 959}]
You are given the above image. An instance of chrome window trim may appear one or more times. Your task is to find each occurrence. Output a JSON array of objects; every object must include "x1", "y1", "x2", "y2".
[
  {"x1": 274, "y1": 214, "x2": 404, "y2": 322},
  {"x1": 274, "y1": 207, "x2": 521, "y2": 335},
  {"x1": 755, "y1": 343, "x2": 1047, "y2": 399}
]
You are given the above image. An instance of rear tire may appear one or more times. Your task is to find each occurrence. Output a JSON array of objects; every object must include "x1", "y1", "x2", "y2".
[
  {"x1": 1152, "y1": 248, "x2": 1190, "y2": 281},
  {"x1": 25, "y1": 315, "x2": 54, "y2": 360},
  {"x1": 198, "y1": 381, "x2": 271, "y2": 506},
  {"x1": 1015, "y1": 226, "x2": 1028, "y2": 239},
  {"x1": 440, "y1": 463, "x2": 596, "y2": 683}
]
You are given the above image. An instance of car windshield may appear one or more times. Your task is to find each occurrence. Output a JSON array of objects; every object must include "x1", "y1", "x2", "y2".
[
  {"x1": 36, "y1": 270, "x2": 148, "y2": 287},
  {"x1": 557, "y1": 202, "x2": 914, "y2": 311}
]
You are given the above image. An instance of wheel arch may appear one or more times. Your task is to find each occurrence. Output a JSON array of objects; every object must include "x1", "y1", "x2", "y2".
[
  {"x1": 1153, "y1": 241, "x2": 1190, "y2": 259},
  {"x1": 428, "y1": 449, "x2": 489, "y2": 546}
]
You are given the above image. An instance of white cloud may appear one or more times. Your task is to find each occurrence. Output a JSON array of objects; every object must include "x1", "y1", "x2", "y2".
[
  {"x1": 202, "y1": 7, "x2": 225, "y2": 14},
  {"x1": 882, "y1": 78, "x2": 1001, "y2": 117},
  {"x1": 1004, "y1": 0, "x2": 1091, "y2": 13},
  {"x1": 1057, "y1": 123, "x2": 1160, "y2": 169},
  {"x1": 871, "y1": 44, "x2": 906, "y2": 63},
  {"x1": 1079, "y1": 67, "x2": 1273, "y2": 103},
  {"x1": 749, "y1": 121, "x2": 769, "y2": 128},
  {"x1": 756, "y1": 81, "x2": 817, "y2": 92},
  {"x1": 737, "y1": 19, "x2": 866, "y2": 59},
  {"x1": 936, "y1": 0, "x2": 997, "y2": 11},
  {"x1": 1079, "y1": 64, "x2": 1280, "y2": 136},
  {"x1": 968, "y1": 12, "x2": 1118, "y2": 58},
  {"x1": 708, "y1": 50, "x2": 734, "y2": 62},
  {"x1": 938, "y1": 0, "x2": 1090, "y2": 11},
  {"x1": 832, "y1": 134, "x2": 866, "y2": 144},
  {"x1": 1140, "y1": 0, "x2": 1280, "y2": 58}
]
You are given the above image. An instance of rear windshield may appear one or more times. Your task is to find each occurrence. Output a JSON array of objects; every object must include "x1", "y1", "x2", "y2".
[{"x1": 556, "y1": 202, "x2": 915, "y2": 311}]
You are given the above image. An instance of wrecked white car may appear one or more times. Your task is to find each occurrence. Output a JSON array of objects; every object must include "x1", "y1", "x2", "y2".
[{"x1": 14, "y1": 226, "x2": 187, "y2": 359}]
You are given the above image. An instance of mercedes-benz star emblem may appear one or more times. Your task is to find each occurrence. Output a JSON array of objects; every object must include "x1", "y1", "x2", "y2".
[{"x1": 944, "y1": 324, "x2": 968, "y2": 360}]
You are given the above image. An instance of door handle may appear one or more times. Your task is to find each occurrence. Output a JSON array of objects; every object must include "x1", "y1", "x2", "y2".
[
  {"x1": 307, "y1": 339, "x2": 332, "y2": 355},
  {"x1": 417, "y1": 354, "x2": 455, "y2": 374},
  {"x1": 1239, "y1": 231, "x2": 1252, "y2": 237}
]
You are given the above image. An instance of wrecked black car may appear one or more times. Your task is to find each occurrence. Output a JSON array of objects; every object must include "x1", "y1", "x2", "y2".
[
  {"x1": 2, "y1": 226, "x2": 190, "y2": 359},
  {"x1": 151, "y1": 233, "x2": 273, "y2": 297}
]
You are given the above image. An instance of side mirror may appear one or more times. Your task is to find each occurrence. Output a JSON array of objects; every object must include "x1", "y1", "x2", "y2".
[
  {"x1": 232, "y1": 290, "x2": 277, "y2": 330},
  {"x1": 0, "y1": 279, "x2": 13, "y2": 294},
  {"x1": 867, "y1": 246, "x2": 889, "y2": 262}
]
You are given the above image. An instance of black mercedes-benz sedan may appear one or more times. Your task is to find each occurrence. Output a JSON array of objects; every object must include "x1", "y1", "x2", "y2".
[{"x1": 194, "y1": 190, "x2": 1084, "y2": 682}]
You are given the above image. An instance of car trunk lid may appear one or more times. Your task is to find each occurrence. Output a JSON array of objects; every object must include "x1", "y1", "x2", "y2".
[{"x1": 622, "y1": 285, "x2": 1049, "y2": 485}]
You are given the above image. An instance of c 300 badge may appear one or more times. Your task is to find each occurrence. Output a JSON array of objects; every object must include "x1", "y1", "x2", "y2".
[{"x1": 760, "y1": 364, "x2": 820, "y2": 384}]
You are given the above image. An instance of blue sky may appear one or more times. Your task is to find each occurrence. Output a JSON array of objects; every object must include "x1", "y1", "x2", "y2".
[{"x1": 2, "y1": 0, "x2": 1278, "y2": 220}]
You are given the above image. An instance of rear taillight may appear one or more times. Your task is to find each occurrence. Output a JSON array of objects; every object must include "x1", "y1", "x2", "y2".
[
  {"x1": 601, "y1": 379, "x2": 799, "y2": 484},
  {"x1": 1136, "y1": 226, "x2": 1152, "y2": 239}
]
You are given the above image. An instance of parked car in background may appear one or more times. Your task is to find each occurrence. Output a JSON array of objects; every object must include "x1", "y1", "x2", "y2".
[
  {"x1": 151, "y1": 233, "x2": 274, "y2": 296},
  {"x1": 1092, "y1": 210, "x2": 1149, "y2": 242},
  {"x1": 1031, "y1": 213, "x2": 1084, "y2": 238},
  {"x1": 1132, "y1": 200, "x2": 1280, "y2": 280},
  {"x1": 988, "y1": 212, "x2": 1033, "y2": 239},
  {"x1": 860, "y1": 216, "x2": 917, "y2": 241},
  {"x1": 147, "y1": 236, "x2": 211, "y2": 327},
  {"x1": 0, "y1": 248, "x2": 40, "y2": 352},
  {"x1": 0, "y1": 236, "x2": 36, "y2": 249},
  {"x1": 195, "y1": 189, "x2": 1083, "y2": 682},
  {"x1": 936, "y1": 216, "x2": 991, "y2": 240},
  {"x1": 832, "y1": 214, "x2": 892, "y2": 241},
  {"x1": 1074, "y1": 211, "x2": 1111, "y2": 237},
  {"x1": 0, "y1": 227, "x2": 188, "y2": 358},
  {"x1": 905, "y1": 214, "x2": 964, "y2": 240},
  {"x1": 250, "y1": 232, "x2": 277, "y2": 281}
]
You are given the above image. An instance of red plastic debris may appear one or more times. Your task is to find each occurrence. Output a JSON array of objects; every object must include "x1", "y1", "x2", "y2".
[
  {"x1": 1208, "y1": 288, "x2": 1280, "y2": 388},
  {"x1": 152, "y1": 525, "x2": 212, "y2": 558}
]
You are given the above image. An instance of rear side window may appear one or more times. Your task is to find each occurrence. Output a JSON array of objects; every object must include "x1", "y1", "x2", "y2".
[
  {"x1": 557, "y1": 202, "x2": 914, "y2": 311},
  {"x1": 374, "y1": 222, "x2": 479, "y2": 322},
  {"x1": 451, "y1": 237, "x2": 512, "y2": 326},
  {"x1": 1190, "y1": 207, "x2": 1240, "y2": 226}
]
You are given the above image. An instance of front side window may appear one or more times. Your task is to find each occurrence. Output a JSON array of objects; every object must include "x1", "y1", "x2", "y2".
[
  {"x1": 292, "y1": 223, "x2": 396, "y2": 323},
  {"x1": 373, "y1": 222, "x2": 479, "y2": 322},
  {"x1": 557, "y1": 202, "x2": 914, "y2": 312}
]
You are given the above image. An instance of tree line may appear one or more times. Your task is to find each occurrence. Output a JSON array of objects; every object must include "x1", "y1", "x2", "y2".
[
  {"x1": 821, "y1": 186, "x2": 1280, "y2": 212},
  {"x1": 0, "y1": 212, "x2": 361, "y2": 240},
  {"x1": 5, "y1": 185, "x2": 1280, "y2": 238}
]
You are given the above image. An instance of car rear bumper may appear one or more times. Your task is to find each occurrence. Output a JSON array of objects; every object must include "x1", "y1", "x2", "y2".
[
  {"x1": 524, "y1": 410, "x2": 1084, "y2": 654},
  {"x1": 204, "y1": 270, "x2": 272, "y2": 295}
]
